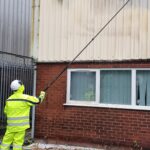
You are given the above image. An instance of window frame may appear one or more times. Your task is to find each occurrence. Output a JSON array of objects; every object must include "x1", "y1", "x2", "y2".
[
  {"x1": 66, "y1": 69, "x2": 99, "y2": 105},
  {"x1": 65, "y1": 68, "x2": 150, "y2": 110}
]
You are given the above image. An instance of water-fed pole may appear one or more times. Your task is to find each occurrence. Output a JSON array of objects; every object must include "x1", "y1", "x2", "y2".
[{"x1": 43, "y1": 0, "x2": 131, "y2": 92}]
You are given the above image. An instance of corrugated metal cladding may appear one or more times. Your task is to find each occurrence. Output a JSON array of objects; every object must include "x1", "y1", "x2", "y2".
[
  {"x1": 39, "y1": 0, "x2": 150, "y2": 62},
  {"x1": 0, "y1": 0, "x2": 32, "y2": 56}
]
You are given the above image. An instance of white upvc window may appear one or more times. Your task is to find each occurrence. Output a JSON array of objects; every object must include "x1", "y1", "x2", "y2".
[{"x1": 66, "y1": 69, "x2": 150, "y2": 110}]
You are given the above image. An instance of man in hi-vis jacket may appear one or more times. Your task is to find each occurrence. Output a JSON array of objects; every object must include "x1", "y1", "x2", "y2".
[{"x1": 0, "y1": 79, "x2": 45, "y2": 150}]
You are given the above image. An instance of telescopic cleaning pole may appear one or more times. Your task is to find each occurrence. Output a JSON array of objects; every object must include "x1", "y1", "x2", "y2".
[{"x1": 43, "y1": 0, "x2": 131, "y2": 92}]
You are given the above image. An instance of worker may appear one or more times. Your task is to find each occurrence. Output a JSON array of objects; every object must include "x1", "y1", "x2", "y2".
[{"x1": 0, "y1": 79, "x2": 45, "y2": 150}]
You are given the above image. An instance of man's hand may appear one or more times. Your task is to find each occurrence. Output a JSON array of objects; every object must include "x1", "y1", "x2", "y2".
[{"x1": 39, "y1": 91, "x2": 46, "y2": 102}]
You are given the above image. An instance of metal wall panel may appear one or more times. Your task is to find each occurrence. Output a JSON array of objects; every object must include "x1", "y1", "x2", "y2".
[
  {"x1": 0, "y1": 0, "x2": 32, "y2": 56},
  {"x1": 38, "y1": 0, "x2": 150, "y2": 62}
]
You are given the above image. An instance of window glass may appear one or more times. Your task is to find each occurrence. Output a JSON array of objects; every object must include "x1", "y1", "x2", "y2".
[
  {"x1": 100, "y1": 70, "x2": 131, "y2": 105},
  {"x1": 136, "y1": 70, "x2": 150, "y2": 106},
  {"x1": 70, "y1": 71, "x2": 96, "y2": 101}
]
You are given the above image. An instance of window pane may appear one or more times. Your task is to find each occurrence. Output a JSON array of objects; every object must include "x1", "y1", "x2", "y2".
[
  {"x1": 70, "y1": 72, "x2": 96, "y2": 101},
  {"x1": 136, "y1": 70, "x2": 150, "y2": 106},
  {"x1": 100, "y1": 70, "x2": 131, "y2": 105}
]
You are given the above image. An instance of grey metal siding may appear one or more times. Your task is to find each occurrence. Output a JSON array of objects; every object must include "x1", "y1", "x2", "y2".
[{"x1": 0, "y1": 0, "x2": 32, "y2": 56}]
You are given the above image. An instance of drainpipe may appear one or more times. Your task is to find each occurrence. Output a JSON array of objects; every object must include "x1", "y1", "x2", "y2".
[
  {"x1": 31, "y1": 0, "x2": 40, "y2": 59},
  {"x1": 31, "y1": 0, "x2": 40, "y2": 140},
  {"x1": 31, "y1": 61, "x2": 37, "y2": 140}
]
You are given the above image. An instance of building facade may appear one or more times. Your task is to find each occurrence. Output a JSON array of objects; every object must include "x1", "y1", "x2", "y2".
[{"x1": 35, "y1": 0, "x2": 150, "y2": 148}]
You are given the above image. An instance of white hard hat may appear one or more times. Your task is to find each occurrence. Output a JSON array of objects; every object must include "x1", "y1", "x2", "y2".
[{"x1": 10, "y1": 80, "x2": 23, "y2": 91}]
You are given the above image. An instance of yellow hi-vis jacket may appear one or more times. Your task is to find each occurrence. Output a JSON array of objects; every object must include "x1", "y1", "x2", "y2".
[{"x1": 4, "y1": 85, "x2": 40, "y2": 132}]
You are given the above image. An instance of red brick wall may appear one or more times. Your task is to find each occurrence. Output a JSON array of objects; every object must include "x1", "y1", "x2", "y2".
[{"x1": 35, "y1": 61, "x2": 150, "y2": 148}]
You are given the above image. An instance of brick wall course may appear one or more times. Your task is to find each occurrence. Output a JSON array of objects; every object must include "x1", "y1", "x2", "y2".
[{"x1": 35, "y1": 61, "x2": 150, "y2": 148}]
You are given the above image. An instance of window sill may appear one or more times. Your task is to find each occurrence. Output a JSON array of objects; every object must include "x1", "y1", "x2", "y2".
[{"x1": 64, "y1": 102, "x2": 150, "y2": 111}]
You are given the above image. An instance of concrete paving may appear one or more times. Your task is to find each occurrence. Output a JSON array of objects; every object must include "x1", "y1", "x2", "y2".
[
  {"x1": 32, "y1": 143, "x2": 104, "y2": 150},
  {"x1": 26, "y1": 139, "x2": 131, "y2": 150},
  {"x1": 23, "y1": 142, "x2": 131, "y2": 150}
]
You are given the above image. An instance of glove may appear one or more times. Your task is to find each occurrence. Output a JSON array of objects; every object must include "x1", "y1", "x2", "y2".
[{"x1": 39, "y1": 91, "x2": 46, "y2": 102}]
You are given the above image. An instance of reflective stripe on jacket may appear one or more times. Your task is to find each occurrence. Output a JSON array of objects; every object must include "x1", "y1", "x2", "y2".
[{"x1": 4, "y1": 86, "x2": 40, "y2": 132}]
